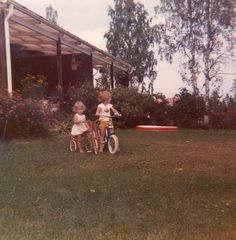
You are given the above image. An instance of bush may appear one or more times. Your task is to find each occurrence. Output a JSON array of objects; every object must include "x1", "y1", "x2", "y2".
[
  {"x1": 61, "y1": 86, "x2": 165, "y2": 128},
  {"x1": 51, "y1": 111, "x2": 73, "y2": 134},
  {"x1": 0, "y1": 97, "x2": 50, "y2": 139},
  {"x1": 153, "y1": 93, "x2": 173, "y2": 126},
  {"x1": 208, "y1": 92, "x2": 236, "y2": 129},
  {"x1": 171, "y1": 88, "x2": 205, "y2": 128},
  {"x1": 112, "y1": 87, "x2": 159, "y2": 128},
  {"x1": 61, "y1": 83, "x2": 99, "y2": 119},
  {"x1": 60, "y1": 86, "x2": 175, "y2": 128},
  {"x1": 225, "y1": 108, "x2": 236, "y2": 129}
]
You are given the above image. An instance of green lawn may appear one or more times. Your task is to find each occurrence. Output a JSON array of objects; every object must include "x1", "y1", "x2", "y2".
[{"x1": 0, "y1": 130, "x2": 236, "y2": 240}]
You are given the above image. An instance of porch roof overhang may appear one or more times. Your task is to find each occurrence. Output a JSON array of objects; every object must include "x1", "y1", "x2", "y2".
[{"x1": 0, "y1": 0, "x2": 132, "y2": 72}]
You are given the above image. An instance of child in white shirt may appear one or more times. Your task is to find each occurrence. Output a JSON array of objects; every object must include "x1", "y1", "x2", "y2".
[{"x1": 95, "y1": 90, "x2": 121, "y2": 152}]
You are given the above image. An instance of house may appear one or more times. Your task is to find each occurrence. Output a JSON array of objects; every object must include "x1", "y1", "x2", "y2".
[{"x1": 0, "y1": 0, "x2": 132, "y2": 97}]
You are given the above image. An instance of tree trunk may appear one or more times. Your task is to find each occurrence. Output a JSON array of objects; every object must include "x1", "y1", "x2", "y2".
[
  {"x1": 204, "y1": 0, "x2": 211, "y2": 111},
  {"x1": 188, "y1": 0, "x2": 199, "y2": 96}
]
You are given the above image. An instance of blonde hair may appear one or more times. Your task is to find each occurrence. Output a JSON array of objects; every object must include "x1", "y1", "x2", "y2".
[
  {"x1": 98, "y1": 90, "x2": 112, "y2": 102},
  {"x1": 72, "y1": 101, "x2": 86, "y2": 113}
]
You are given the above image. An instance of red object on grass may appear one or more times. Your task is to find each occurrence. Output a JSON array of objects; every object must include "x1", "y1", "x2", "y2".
[{"x1": 136, "y1": 125, "x2": 178, "y2": 132}]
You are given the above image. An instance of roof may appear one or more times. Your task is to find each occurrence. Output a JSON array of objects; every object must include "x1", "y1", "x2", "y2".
[{"x1": 0, "y1": 0, "x2": 132, "y2": 72}]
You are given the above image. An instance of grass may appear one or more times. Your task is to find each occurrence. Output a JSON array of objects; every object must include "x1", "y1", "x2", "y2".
[{"x1": 0, "y1": 129, "x2": 236, "y2": 240}]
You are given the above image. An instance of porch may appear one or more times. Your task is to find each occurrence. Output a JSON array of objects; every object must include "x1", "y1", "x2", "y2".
[{"x1": 0, "y1": 0, "x2": 132, "y2": 98}]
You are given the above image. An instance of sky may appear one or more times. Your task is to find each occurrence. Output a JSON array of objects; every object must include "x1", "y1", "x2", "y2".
[{"x1": 16, "y1": 0, "x2": 236, "y2": 97}]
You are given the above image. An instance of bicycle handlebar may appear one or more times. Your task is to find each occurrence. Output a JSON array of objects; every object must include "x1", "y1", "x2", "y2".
[{"x1": 95, "y1": 114, "x2": 122, "y2": 118}]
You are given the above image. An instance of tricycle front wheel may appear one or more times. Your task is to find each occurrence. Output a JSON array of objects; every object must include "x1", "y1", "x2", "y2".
[{"x1": 69, "y1": 139, "x2": 77, "y2": 152}]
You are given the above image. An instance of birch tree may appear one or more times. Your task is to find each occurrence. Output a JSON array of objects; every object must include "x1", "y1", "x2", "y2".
[
  {"x1": 200, "y1": 0, "x2": 236, "y2": 108},
  {"x1": 155, "y1": 0, "x2": 236, "y2": 101},
  {"x1": 155, "y1": 0, "x2": 203, "y2": 96}
]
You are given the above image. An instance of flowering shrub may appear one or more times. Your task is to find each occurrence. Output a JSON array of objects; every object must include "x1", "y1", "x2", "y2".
[
  {"x1": 210, "y1": 109, "x2": 236, "y2": 129},
  {"x1": 0, "y1": 96, "x2": 50, "y2": 139},
  {"x1": 21, "y1": 74, "x2": 48, "y2": 100}
]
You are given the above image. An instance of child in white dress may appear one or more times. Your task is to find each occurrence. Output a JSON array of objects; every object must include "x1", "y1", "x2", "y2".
[{"x1": 71, "y1": 101, "x2": 89, "y2": 153}]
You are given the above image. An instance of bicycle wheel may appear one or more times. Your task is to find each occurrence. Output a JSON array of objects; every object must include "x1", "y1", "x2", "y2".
[
  {"x1": 82, "y1": 137, "x2": 93, "y2": 153},
  {"x1": 93, "y1": 138, "x2": 99, "y2": 155},
  {"x1": 108, "y1": 134, "x2": 119, "y2": 154},
  {"x1": 70, "y1": 139, "x2": 77, "y2": 152}
]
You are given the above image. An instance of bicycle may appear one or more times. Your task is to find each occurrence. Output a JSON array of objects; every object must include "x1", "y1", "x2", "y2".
[
  {"x1": 96, "y1": 115, "x2": 121, "y2": 154},
  {"x1": 69, "y1": 121, "x2": 99, "y2": 154}
]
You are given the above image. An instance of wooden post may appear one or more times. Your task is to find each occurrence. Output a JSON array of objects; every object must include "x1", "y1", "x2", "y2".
[
  {"x1": 90, "y1": 51, "x2": 94, "y2": 87},
  {"x1": 56, "y1": 37, "x2": 63, "y2": 92},
  {"x1": 110, "y1": 63, "x2": 114, "y2": 89},
  {"x1": 0, "y1": 10, "x2": 7, "y2": 89}
]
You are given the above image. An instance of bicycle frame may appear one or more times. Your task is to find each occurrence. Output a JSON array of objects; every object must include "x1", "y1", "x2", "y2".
[
  {"x1": 104, "y1": 121, "x2": 115, "y2": 144},
  {"x1": 95, "y1": 115, "x2": 120, "y2": 154}
]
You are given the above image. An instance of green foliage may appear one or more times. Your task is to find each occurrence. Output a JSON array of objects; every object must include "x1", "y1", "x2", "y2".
[
  {"x1": 51, "y1": 111, "x2": 73, "y2": 134},
  {"x1": 209, "y1": 91, "x2": 226, "y2": 113},
  {"x1": 21, "y1": 74, "x2": 48, "y2": 100},
  {"x1": 95, "y1": 68, "x2": 111, "y2": 90},
  {"x1": 62, "y1": 85, "x2": 175, "y2": 128},
  {"x1": 105, "y1": 0, "x2": 157, "y2": 90},
  {"x1": 153, "y1": 93, "x2": 172, "y2": 125},
  {"x1": 171, "y1": 88, "x2": 205, "y2": 128},
  {"x1": 60, "y1": 85, "x2": 236, "y2": 129},
  {"x1": 62, "y1": 82, "x2": 99, "y2": 119},
  {"x1": 0, "y1": 97, "x2": 50, "y2": 139},
  {"x1": 60, "y1": 86, "x2": 159, "y2": 128},
  {"x1": 209, "y1": 92, "x2": 236, "y2": 129},
  {"x1": 112, "y1": 87, "x2": 161, "y2": 128},
  {"x1": 2, "y1": 83, "x2": 236, "y2": 141},
  {"x1": 51, "y1": 84, "x2": 63, "y2": 99}
]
